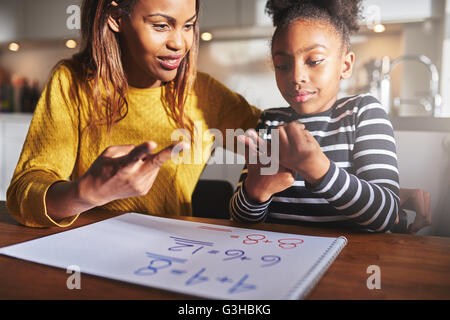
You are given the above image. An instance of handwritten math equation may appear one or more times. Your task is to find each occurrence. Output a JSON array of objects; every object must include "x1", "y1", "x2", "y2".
[{"x1": 133, "y1": 226, "x2": 305, "y2": 296}]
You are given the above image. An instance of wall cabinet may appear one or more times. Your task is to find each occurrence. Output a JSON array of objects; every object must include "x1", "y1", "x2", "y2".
[
  {"x1": 199, "y1": 0, "x2": 446, "y2": 30},
  {"x1": 199, "y1": 0, "x2": 271, "y2": 29},
  {"x1": 1, "y1": 0, "x2": 445, "y2": 43},
  {"x1": 0, "y1": 0, "x2": 81, "y2": 43},
  {"x1": 362, "y1": 0, "x2": 444, "y2": 24}
]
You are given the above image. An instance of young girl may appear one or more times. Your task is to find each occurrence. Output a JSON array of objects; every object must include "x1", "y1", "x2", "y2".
[
  {"x1": 230, "y1": 0, "x2": 400, "y2": 232},
  {"x1": 7, "y1": 0, "x2": 261, "y2": 228}
]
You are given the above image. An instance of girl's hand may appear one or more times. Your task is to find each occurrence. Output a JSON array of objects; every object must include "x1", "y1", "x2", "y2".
[
  {"x1": 238, "y1": 130, "x2": 295, "y2": 203},
  {"x1": 277, "y1": 121, "x2": 330, "y2": 186},
  {"x1": 76, "y1": 141, "x2": 189, "y2": 207}
]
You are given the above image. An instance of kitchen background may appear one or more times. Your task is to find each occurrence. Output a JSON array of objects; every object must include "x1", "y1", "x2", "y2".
[{"x1": 0, "y1": 0, "x2": 449, "y2": 236}]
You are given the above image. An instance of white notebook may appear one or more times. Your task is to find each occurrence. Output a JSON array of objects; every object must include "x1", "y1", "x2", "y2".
[{"x1": 0, "y1": 213, "x2": 347, "y2": 300}]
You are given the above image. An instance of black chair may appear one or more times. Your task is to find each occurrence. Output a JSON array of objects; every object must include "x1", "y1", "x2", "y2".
[
  {"x1": 192, "y1": 180, "x2": 234, "y2": 219},
  {"x1": 391, "y1": 209, "x2": 409, "y2": 233}
]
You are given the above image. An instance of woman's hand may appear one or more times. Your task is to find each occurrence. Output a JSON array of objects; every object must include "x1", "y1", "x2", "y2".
[
  {"x1": 277, "y1": 121, "x2": 330, "y2": 186},
  {"x1": 77, "y1": 141, "x2": 189, "y2": 206},
  {"x1": 238, "y1": 130, "x2": 295, "y2": 203},
  {"x1": 46, "y1": 141, "x2": 189, "y2": 220}
]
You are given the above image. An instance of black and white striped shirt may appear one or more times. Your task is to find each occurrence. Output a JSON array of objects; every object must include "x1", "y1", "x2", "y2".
[{"x1": 230, "y1": 94, "x2": 400, "y2": 232}]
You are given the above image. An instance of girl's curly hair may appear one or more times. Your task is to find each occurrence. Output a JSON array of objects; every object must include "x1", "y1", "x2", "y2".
[{"x1": 266, "y1": 0, "x2": 363, "y2": 51}]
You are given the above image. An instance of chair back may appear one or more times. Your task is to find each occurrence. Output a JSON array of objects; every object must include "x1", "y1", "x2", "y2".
[{"x1": 192, "y1": 180, "x2": 234, "y2": 219}]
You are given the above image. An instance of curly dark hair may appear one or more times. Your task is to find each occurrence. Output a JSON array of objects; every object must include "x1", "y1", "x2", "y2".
[{"x1": 266, "y1": 0, "x2": 363, "y2": 51}]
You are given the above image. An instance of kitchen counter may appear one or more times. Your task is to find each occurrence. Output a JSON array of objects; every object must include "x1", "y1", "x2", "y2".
[
  {"x1": 390, "y1": 116, "x2": 450, "y2": 132},
  {"x1": 0, "y1": 113, "x2": 33, "y2": 121},
  {"x1": 0, "y1": 114, "x2": 33, "y2": 200}
]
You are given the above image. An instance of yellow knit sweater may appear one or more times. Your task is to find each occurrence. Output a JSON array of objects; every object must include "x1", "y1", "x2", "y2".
[{"x1": 6, "y1": 65, "x2": 261, "y2": 228}]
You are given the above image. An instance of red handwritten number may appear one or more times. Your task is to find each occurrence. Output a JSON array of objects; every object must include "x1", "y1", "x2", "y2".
[
  {"x1": 243, "y1": 234, "x2": 266, "y2": 245},
  {"x1": 278, "y1": 238, "x2": 304, "y2": 249}
]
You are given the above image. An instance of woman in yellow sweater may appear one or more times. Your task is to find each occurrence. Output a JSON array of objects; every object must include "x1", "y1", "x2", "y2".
[{"x1": 7, "y1": 0, "x2": 261, "y2": 227}]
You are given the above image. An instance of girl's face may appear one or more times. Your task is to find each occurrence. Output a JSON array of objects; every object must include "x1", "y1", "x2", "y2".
[
  {"x1": 114, "y1": 0, "x2": 197, "y2": 88},
  {"x1": 272, "y1": 19, "x2": 355, "y2": 115}
]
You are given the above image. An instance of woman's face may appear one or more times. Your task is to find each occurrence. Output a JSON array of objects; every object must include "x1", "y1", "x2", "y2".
[
  {"x1": 272, "y1": 19, "x2": 354, "y2": 115},
  {"x1": 116, "y1": 0, "x2": 197, "y2": 88}
]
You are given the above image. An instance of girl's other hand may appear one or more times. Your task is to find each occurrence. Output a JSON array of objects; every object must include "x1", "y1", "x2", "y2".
[{"x1": 277, "y1": 121, "x2": 330, "y2": 186}]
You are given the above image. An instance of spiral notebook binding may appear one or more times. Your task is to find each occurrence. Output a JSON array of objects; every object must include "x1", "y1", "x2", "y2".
[{"x1": 284, "y1": 236, "x2": 348, "y2": 300}]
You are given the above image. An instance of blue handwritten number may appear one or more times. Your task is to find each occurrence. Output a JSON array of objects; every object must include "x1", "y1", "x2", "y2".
[
  {"x1": 185, "y1": 268, "x2": 209, "y2": 286},
  {"x1": 134, "y1": 258, "x2": 172, "y2": 276},
  {"x1": 168, "y1": 243, "x2": 193, "y2": 252},
  {"x1": 261, "y1": 255, "x2": 281, "y2": 267},
  {"x1": 223, "y1": 249, "x2": 248, "y2": 261},
  {"x1": 168, "y1": 237, "x2": 213, "y2": 253},
  {"x1": 191, "y1": 246, "x2": 204, "y2": 255},
  {"x1": 228, "y1": 274, "x2": 256, "y2": 294}
]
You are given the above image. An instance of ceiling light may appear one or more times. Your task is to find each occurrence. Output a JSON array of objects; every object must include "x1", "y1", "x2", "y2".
[
  {"x1": 373, "y1": 24, "x2": 386, "y2": 33},
  {"x1": 8, "y1": 42, "x2": 20, "y2": 52},
  {"x1": 201, "y1": 32, "x2": 213, "y2": 42},
  {"x1": 65, "y1": 39, "x2": 77, "y2": 49}
]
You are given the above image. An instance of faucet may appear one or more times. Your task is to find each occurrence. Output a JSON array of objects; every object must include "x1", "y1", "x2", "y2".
[{"x1": 379, "y1": 55, "x2": 442, "y2": 117}]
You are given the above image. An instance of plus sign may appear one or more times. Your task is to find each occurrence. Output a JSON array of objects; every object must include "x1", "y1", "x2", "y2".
[{"x1": 217, "y1": 276, "x2": 233, "y2": 283}]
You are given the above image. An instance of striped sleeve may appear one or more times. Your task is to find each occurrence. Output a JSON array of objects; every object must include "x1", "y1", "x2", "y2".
[
  {"x1": 229, "y1": 179, "x2": 272, "y2": 222},
  {"x1": 306, "y1": 100, "x2": 399, "y2": 232}
]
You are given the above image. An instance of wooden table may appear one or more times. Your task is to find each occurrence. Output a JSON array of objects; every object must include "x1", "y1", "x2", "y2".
[{"x1": 1, "y1": 201, "x2": 450, "y2": 300}]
